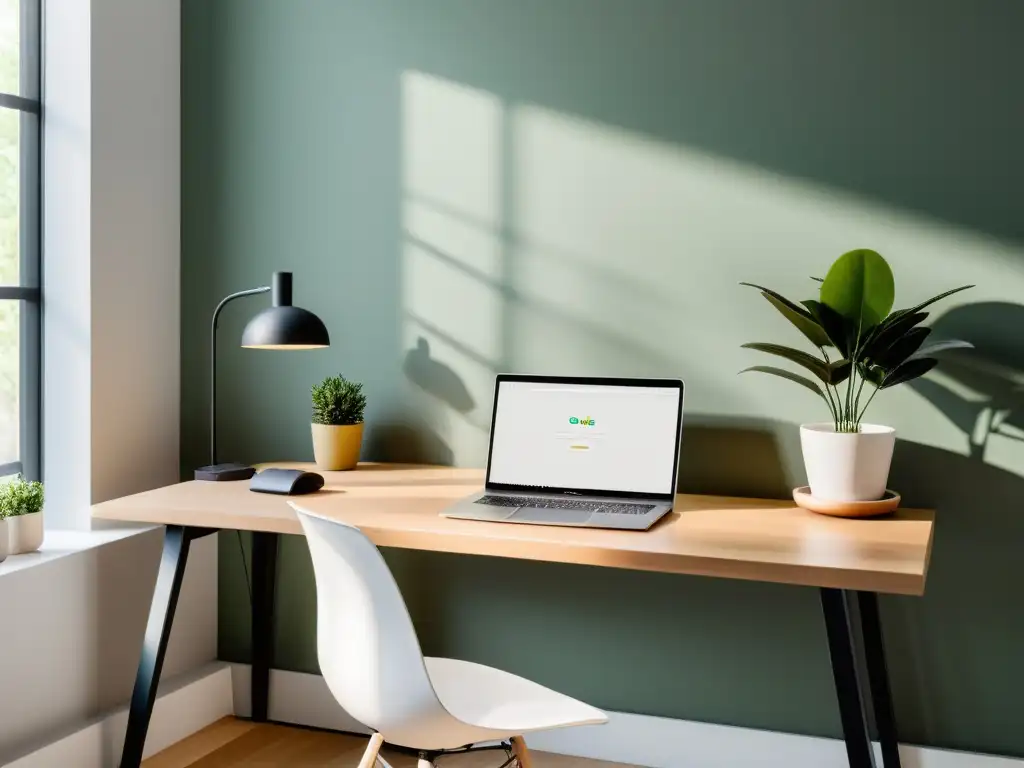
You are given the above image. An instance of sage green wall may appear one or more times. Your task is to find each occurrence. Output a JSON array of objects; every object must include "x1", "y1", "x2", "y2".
[{"x1": 182, "y1": 0, "x2": 1024, "y2": 756}]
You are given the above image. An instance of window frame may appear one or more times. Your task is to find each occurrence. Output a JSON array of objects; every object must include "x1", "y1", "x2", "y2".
[{"x1": 0, "y1": 0, "x2": 41, "y2": 480}]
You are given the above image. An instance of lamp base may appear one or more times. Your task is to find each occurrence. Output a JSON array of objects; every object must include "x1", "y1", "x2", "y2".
[{"x1": 195, "y1": 463, "x2": 256, "y2": 482}]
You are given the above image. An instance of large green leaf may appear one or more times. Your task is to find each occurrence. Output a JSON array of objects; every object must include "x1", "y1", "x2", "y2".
[
  {"x1": 741, "y1": 343, "x2": 830, "y2": 382},
  {"x1": 803, "y1": 300, "x2": 855, "y2": 356},
  {"x1": 740, "y1": 283, "x2": 815, "y2": 319},
  {"x1": 907, "y1": 339, "x2": 973, "y2": 361},
  {"x1": 740, "y1": 366, "x2": 825, "y2": 399},
  {"x1": 858, "y1": 362, "x2": 886, "y2": 387},
  {"x1": 881, "y1": 357, "x2": 938, "y2": 388},
  {"x1": 862, "y1": 311, "x2": 928, "y2": 361},
  {"x1": 829, "y1": 359, "x2": 853, "y2": 385},
  {"x1": 759, "y1": 292, "x2": 831, "y2": 347},
  {"x1": 875, "y1": 326, "x2": 930, "y2": 369},
  {"x1": 819, "y1": 249, "x2": 895, "y2": 329},
  {"x1": 887, "y1": 285, "x2": 974, "y2": 322}
]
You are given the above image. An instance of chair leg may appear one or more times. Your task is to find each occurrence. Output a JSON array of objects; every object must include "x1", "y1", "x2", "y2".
[
  {"x1": 511, "y1": 736, "x2": 534, "y2": 768},
  {"x1": 357, "y1": 733, "x2": 384, "y2": 768}
]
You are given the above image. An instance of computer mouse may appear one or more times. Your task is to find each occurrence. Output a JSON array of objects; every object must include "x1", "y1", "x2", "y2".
[{"x1": 249, "y1": 468, "x2": 325, "y2": 496}]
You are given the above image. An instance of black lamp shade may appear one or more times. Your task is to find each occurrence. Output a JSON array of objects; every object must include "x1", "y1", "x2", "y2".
[
  {"x1": 240, "y1": 271, "x2": 330, "y2": 349},
  {"x1": 241, "y1": 305, "x2": 330, "y2": 349}
]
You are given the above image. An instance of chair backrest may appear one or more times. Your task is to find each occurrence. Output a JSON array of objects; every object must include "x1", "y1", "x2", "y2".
[{"x1": 296, "y1": 509, "x2": 450, "y2": 736}]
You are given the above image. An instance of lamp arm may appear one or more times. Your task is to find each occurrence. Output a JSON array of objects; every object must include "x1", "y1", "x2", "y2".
[{"x1": 210, "y1": 287, "x2": 270, "y2": 465}]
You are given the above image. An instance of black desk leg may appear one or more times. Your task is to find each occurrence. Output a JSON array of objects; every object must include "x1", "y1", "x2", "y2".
[
  {"x1": 251, "y1": 531, "x2": 279, "y2": 722},
  {"x1": 857, "y1": 592, "x2": 901, "y2": 768},
  {"x1": 821, "y1": 588, "x2": 876, "y2": 768},
  {"x1": 120, "y1": 526, "x2": 215, "y2": 768}
]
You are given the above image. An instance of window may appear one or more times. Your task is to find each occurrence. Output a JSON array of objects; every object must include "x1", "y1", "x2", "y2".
[{"x1": 0, "y1": 0, "x2": 39, "y2": 480}]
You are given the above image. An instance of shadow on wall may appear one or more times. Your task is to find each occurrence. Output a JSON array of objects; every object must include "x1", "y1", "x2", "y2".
[
  {"x1": 910, "y1": 302, "x2": 1024, "y2": 464},
  {"x1": 364, "y1": 420, "x2": 454, "y2": 467},
  {"x1": 882, "y1": 437, "x2": 1024, "y2": 754},
  {"x1": 868, "y1": 304, "x2": 1024, "y2": 753},
  {"x1": 403, "y1": 337, "x2": 476, "y2": 413},
  {"x1": 678, "y1": 414, "x2": 800, "y2": 499}
]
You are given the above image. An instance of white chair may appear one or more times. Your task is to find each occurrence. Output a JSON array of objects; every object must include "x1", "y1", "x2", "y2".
[{"x1": 295, "y1": 508, "x2": 608, "y2": 768}]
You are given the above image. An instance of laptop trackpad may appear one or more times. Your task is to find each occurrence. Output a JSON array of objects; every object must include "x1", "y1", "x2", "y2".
[{"x1": 509, "y1": 507, "x2": 593, "y2": 525}]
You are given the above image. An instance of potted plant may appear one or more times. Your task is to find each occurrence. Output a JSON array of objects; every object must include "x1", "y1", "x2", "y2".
[
  {"x1": 311, "y1": 374, "x2": 367, "y2": 471},
  {"x1": 0, "y1": 476, "x2": 44, "y2": 554},
  {"x1": 741, "y1": 249, "x2": 972, "y2": 503}
]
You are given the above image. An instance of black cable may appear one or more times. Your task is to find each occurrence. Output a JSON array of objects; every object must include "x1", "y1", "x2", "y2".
[{"x1": 236, "y1": 529, "x2": 253, "y2": 606}]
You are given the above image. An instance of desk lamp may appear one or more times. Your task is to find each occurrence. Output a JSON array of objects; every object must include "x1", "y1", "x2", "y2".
[{"x1": 195, "y1": 271, "x2": 329, "y2": 481}]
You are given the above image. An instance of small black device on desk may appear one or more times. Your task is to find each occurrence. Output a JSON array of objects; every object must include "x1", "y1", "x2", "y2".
[
  {"x1": 195, "y1": 463, "x2": 256, "y2": 482},
  {"x1": 249, "y1": 468, "x2": 325, "y2": 496}
]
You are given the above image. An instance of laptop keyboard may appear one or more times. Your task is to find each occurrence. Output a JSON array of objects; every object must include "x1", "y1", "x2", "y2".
[{"x1": 475, "y1": 495, "x2": 655, "y2": 515}]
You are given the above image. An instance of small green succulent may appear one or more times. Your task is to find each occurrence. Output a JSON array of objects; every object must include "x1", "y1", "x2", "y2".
[
  {"x1": 312, "y1": 375, "x2": 367, "y2": 426},
  {"x1": 0, "y1": 476, "x2": 44, "y2": 518}
]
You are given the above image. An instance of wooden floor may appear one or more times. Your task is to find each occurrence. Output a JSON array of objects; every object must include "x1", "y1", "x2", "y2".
[{"x1": 142, "y1": 719, "x2": 638, "y2": 768}]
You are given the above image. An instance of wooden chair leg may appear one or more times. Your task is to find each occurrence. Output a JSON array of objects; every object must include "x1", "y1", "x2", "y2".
[
  {"x1": 511, "y1": 736, "x2": 534, "y2": 768},
  {"x1": 357, "y1": 733, "x2": 384, "y2": 768}
]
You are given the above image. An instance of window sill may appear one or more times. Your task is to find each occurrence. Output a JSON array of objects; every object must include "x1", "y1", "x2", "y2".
[{"x1": 0, "y1": 523, "x2": 160, "y2": 577}]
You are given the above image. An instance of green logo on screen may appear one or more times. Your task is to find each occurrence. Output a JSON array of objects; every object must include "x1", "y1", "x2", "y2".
[{"x1": 569, "y1": 417, "x2": 595, "y2": 426}]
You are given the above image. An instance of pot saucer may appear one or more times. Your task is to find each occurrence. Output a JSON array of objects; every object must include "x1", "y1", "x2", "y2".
[{"x1": 793, "y1": 486, "x2": 900, "y2": 518}]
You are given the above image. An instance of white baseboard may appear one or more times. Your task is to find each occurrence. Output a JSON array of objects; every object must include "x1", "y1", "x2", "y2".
[
  {"x1": 230, "y1": 663, "x2": 369, "y2": 734},
  {"x1": 229, "y1": 664, "x2": 1023, "y2": 768},
  {"x1": 10, "y1": 659, "x2": 1013, "y2": 768},
  {"x1": 6, "y1": 662, "x2": 232, "y2": 768}
]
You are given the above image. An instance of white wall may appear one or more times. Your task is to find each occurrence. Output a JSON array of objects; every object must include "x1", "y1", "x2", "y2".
[
  {"x1": 0, "y1": 0, "x2": 217, "y2": 762},
  {"x1": 45, "y1": 0, "x2": 181, "y2": 525},
  {"x1": 42, "y1": 0, "x2": 92, "y2": 527},
  {"x1": 89, "y1": 0, "x2": 181, "y2": 506}
]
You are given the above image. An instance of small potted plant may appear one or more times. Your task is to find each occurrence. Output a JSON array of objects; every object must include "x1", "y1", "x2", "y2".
[
  {"x1": 741, "y1": 249, "x2": 972, "y2": 506},
  {"x1": 311, "y1": 374, "x2": 367, "y2": 471},
  {"x1": 0, "y1": 476, "x2": 44, "y2": 554}
]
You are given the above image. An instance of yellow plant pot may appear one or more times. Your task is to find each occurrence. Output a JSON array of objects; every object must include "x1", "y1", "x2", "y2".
[{"x1": 311, "y1": 422, "x2": 364, "y2": 471}]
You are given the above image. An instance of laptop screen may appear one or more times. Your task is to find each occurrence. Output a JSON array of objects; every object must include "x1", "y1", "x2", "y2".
[{"x1": 486, "y1": 378, "x2": 683, "y2": 498}]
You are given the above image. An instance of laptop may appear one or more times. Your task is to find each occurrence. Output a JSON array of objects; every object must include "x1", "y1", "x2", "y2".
[{"x1": 442, "y1": 374, "x2": 684, "y2": 530}]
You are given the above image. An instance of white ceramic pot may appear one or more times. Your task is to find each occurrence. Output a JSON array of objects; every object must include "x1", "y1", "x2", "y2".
[
  {"x1": 800, "y1": 423, "x2": 896, "y2": 502},
  {"x1": 7, "y1": 511, "x2": 43, "y2": 554},
  {"x1": 0, "y1": 518, "x2": 8, "y2": 563}
]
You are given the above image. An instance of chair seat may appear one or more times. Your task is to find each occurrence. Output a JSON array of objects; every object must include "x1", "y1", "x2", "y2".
[{"x1": 425, "y1": 657, "x2": 608, "y2": 735}]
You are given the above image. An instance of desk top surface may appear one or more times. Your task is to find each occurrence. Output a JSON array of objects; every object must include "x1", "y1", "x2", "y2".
[{"x1": 91, "y1": 463, "x2": 935, "y2": 595}]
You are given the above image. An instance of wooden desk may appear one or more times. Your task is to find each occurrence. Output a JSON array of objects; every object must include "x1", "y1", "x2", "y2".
[{"x1": 95, "y1": 463, "x2": 934, "y2": 768}]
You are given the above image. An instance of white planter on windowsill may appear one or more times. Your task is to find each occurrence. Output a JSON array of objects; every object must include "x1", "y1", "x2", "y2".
[
  {"x1": 7, "y1": 511, "x2": 44, "y2": 555},
  {"x1": 800, "y1": 423, "x2": 896, "y2": 501}
]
